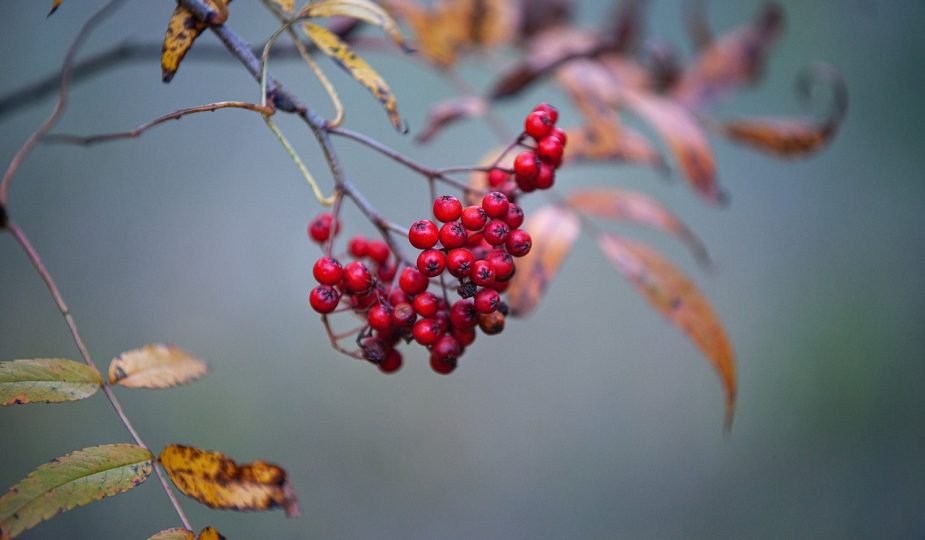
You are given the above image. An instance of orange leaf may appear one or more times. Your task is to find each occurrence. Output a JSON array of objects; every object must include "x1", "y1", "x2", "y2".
[
  {"x1": 197, "y1": 527, "x2": 226, "y2": 540},
  {"x1": 49, "y1": 0, "x2": 63, "y2": 16},
  {"x1": 567, "y1": 188, "x2": 709, "y2": 264},
  {"x1": 597, "y1": 233, "x2": 736, "y2": 428},
  {"x1": 158, "y1": 444, "x2": 300, "y2": 517},
  {"x1": 618, "y1": 88, "x2": 723, "y2": 204},
  {"x1": 161, "y1": 0, "x2": 231, "y2": 83},
  {"x1": 506, "y1": 205, "x2": 581, "y2": 316}
]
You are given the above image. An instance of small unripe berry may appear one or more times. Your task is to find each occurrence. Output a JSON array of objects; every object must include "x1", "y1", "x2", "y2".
[
  {"x1": 417, "y1": 249, "x2": 446, "y2": 277},
  {"x1": 309, "y1": 285, "x2": 340, "y2": 313},
  {"x1": 438, "y1": 221, "x2": 468, "y2": 249},
  {"x1": 479, "y1": 311, "x2": 506, "y2": 335},
  {"x1": 433, "y1": 195, "x2": 462, "y2": 222},
  {"x1": 308, "y1": 213, "x2": 340, "y2": 243},
  {"x1": 487, "y1": 167, "x2": 510, "y2": 188},
  {"x1": 344, "y1": 261, "x2": 373, "y2": 294},
  {"x1": 524, "y1": 110, "x2": 553, "y2": 140},
  {"x1": 474, "y1": 288, "x2": 501, "y2": 314},
  {"x1": 470, "y1": 259, "x2": 496, "y2": 287},
  {"x1": 446, "y1": 248, "x2": 475, "y2": 278},
  {"x1": 503, "y1": 204, "x2": 525, "y2": 230},
  {"x1": 378, "y1": 349, "x2": 402, "y2": 374},
  {"x1": 367, "y1": 304, "x2": 393, "y2": 331},
  {"x1": 506, "y1": 229, "x2": 532, "y2": 257},
  {"x1": 399, "y1": 267, "x2": 428, "y2": 295},
  {"x1": 483, "y1": 219, "x2": 511, "y2": 246},
  {"x1": 312, "y1": 257, "x2": 343, "y2": 286},
  {"x1": 413, "y1": 318, "x2": 444, "y2": 346},
  {"x1": 461, "y1": 206, "x2": 488, "y2": 231},
  {"x1": 409, "y1": 219, "x2": 439, "y2": 249},
  {"x1": 413, "y1": 291, "x2": 439, "y2": 318}
]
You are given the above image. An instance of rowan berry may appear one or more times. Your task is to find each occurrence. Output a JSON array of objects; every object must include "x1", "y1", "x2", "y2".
[
  {"x1": 549, "y1": 126, "x2": 567, "y2": 146},
  {"x1": 367, "y1": 240, "x2": 390, "y2": 265},
  {"x1": 377, "y1": 263, "x2": 397, "y2": 283},
  {"x1": 429, "y1": 352, "x2": 457, "y2": 375},
  {"x1": 513, "y1": 151, "x2": 539, "y2": 182},
  {"x1": 503, "y1": 204, "x2": 524, "y2": 230},
  {"x1": 451, "y1": 326, "x2": 477, "y2": 347},
  {"x1": 537, "y1": 135, "x2": 564, "y2": 165},
  {"x1": 413, "y1": 318, "x2": 444, "y2": 346},
  {"x1": 506, "y1": 229, "x2": 532, "y2": 257},
  {"x1": 534, "y1": 162, "x2": 555, "y2": 190},
  {"x1": 312, "y1": 257, "x2": 343, "y2": 286},
  {"x1": 344, "y1": 261, "x2": 373, "y2": 293},
  {"x1": 399, "y1": 267, "x2": 428, "y2": 295},
  {"x1": 308, "y1": 213, "x2": 340, "y2": 243},
  {"x1": 446, "y1": 248, "x2": 475, "y2": 278},
  {"x1": 479, "y1": 311, "x2": 505, "y2": 335},
  {"x1": 409, "y1": 219, "x2": 439, "y2": 249},
  {"x1": 487, "y1": 167, "x2": 510, "y2": 188},
  {"x1": 309, "y1": 285, "x2": 340, "y2": 313},
  {"x1": 474, "y1": 288, "x2": 501, "y2": 314},
  {"x1": 389, "y1": 287, "x2": 412, "y2": 307},
  {"x1": 348, "y1": 236, "x2": 369, "y2": 258},
  {"x1": 487, "y1": 250, "x2": 515, "y2": 281},
  {"x1": 470, "y1": 259, "x2": 496, "y2": 287},
  {"x1": 390, "y1": 302, "x2": 417, "y2": 328},
  {"x1": 450, "y1": 299, "x2": 478, "y2": 329},
  {"x1": 488, "y1": 278, "x2": 512, "y2": 293},
  {"x1": 417, "y1": 249, "x2": 446, "y2": 277},
  {"x1": 461, "y1": 206, "x2": 488, "y2": 231},
  {"x1": 456, "y1": 280, "x2": 477, "y2": 298},
  {"x1": 481, "y1": 191, "x2": 510, "y2": 218},
  {"x1": 483, "y1": 219, "x2": 511, "y2": 246},
  {"x1": 413, "y1": 291, "x2": 439, "y2": 318},
  {"x1": 466, "y1": 230, "x2": 485, "y2": 249},
  {"x1": 438, "y1": 221, "x2": 468, "y2": 249},
  {"x1": 533, "y1": 103, "x2": 559, "y2": 124},
  {"x1": 367, "y1": 304, "x2": 393, "y2": 332},
  {"x1": 524, "y1": 110, "x2": 553, "y2": 140},
  {"x1": 378, "y1": 349, "x2": 402, "y2": 374},
  {"x1": 361, "y1": 337, "x2": 388, "y2": 363},
  {"x1": 430, "y1": 335, "x2": 462, "y2": 374},
  {"x1": 515, "y1": 171, "x2": 536, "y2": 193},
  {"x1": 433, "y1": 195, "x2": 462, "y2": 222}
]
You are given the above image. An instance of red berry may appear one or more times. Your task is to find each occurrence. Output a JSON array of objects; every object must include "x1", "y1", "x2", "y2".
[
  {"x1": 487, "y1": 250, "x2": 515, "y2": 281},
  {"x1": 537, "y1": 135, "x2": 564, "y2": 165},
  {"x1": 433, "y1": 195, "x2": 462, "y2": 222},
  {"x1": 483, "y1": 219, "x2": 511, "y2": 246},
  {"x1": 452, "y1": 326, "x2": 477, "y2": 347},
  {"x1": 413, "y1": 291, "x2": 439, "y2": 318},
  {"x1": 360, "y1": 337, "x2": 388, "y2": 363},
  {"x1": 479, "y1": 311, "x2": 506, "y2": 335},
  {"x1": 390, "y1": 302, "x2": 417, "y2": 328},
  {"x1": 438, "y1": 221, "x2": 468, "y2": 249},
  {"x1": 534, "y1": 161, "x2": 555, "y2": 190},
  {"x1": 367, "y1": 304, "x2": 393, "y2": 331},
  {"x1": 481, "y1": 191, "x2": 510, "y2": 219},
  {"x1": 466, "y1": 231, "x2": 485, "y2": 248},
  {"x1": 351, "y1": 291, "x2": 378, "y2": 310},
  {"x1": 549, "y1": 126, "x2": 567, "y2": 146},
  {"x1": 309, "y1": 285, "x2": 340, "y2": 313},
  {"x1": 434, "y1": 310, "x2": 451, "y2": 333},
  {"x1": 446, "y1": 248, "x2": 475, "y2": 278},
  {"x1": 308, "y1": 213, "x2": 340, "y2": 243},
  {"x1": 524, "y1": 110, "x2": 553, "y2": 140},
  {"x1": 429, "y1": 352, "x2": 457, "y2": 375},
  {"x1": 378, "y1": 349, "x2": 402, "y2": 374},
  {"x1": 417, "y1": 249, "x2": 446, "y2": 277},
  {"x1": 470, "y1": 260, "x2": 496, "y2": 286},
  {"x1": 348, "y1": 236, "x2": 369, "y2": 258},
  {"x1": 488, "y1": 278, "x2": 511, "y2": 293},
  {"x1": 450, "y1": 299, "x2": 478, "y2": 329},
  {"x1": 461, "y1": 206, "x2": 488, "y2": 231},
  {"x1": 474, "y1": 288, "x2": 501, "y2": 314},
  {"x1": 409, "y1": 219, "x2": 439, "y2": 249},
  {"x1": 514, "y1": 151, "x2": 539, "y2": 182},
  {"x1": 487, "y1": 168, "x2": 510, "y2": 188},
  {"x1": 430, "y1": 335, "x2": 462, "y2": 374},
  {"x1": 506, "y1": 229, "x2": 532, "y2": 257},
  {"x1": 503, "y1": 204, "x2": 524, "y2": 229},
  {"x1": 312, "y1": 257, "x2": 343, "y2": 286},
  {"x1": 399, "y1": 267, "x2": 428, "y2": 295},
  {"x1": 367, "y1": 240, "x2": 390, "y2": 265},
  {"x1": 515, "y1": 171, "x2": 536, "y2": 192},
  {"x1": 533, "y1": 103, "x2": 559, "y2": 124},
  {"x1": 344, "y1": 261, "x2": 373, "y2": 293},
  {"x1": 377, "y1": 263, "x2": 397, "y2": 283},
  {"x1": 499, "y1": 180, "x2": 520, "y2": 201},
  {"x1": 412, "y1": 318, "x2": 444, "y2": 345},
  {"x1": 389, "y1": 288, "x2": 411, "y2": 306}
]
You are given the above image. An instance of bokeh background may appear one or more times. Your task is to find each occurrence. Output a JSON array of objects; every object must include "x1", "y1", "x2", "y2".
[{"x1": 2, "y1": 1, "x2": 924, "y2": 538}]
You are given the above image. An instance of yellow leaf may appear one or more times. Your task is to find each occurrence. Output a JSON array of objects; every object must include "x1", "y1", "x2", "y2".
[
  {"x1": 161, "y1": 0, "x2": 232, "y2": 83},
  {"x1": 302, "y1": 0, "x2": 411, "y2": 52},
  {"x1": 506, "y1": 205, "x2": 581, "y2": 317},
  {"x1": 197, "y1": 527, "x2": 226, "y2": 540},
  {"x1": 597, "y1": 233, "x2": 736, "y2": 428},
  {"x1": 302, "y1": 22, "x2": 404, "y2": 132},
  {"x1": 271, "y1": 0, "x2": 295, "y2": 15},
  {"x1": 159, "y1": 444, "x2": 301, "y2": 517},
  {"x1": 108, "y1": 344, "x2": 208, "y2": 389}
]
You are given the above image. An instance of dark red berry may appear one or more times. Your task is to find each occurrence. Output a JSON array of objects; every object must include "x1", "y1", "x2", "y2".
[
  {"x1": 308, "y1": 213, "x2": 340, "y2": 243},
  {"x1": 479, "y1": 311, "x2": 506, "y2": 335},
  {"x1": 483, "y1": 219, "x2": 511, "y2": 246},
  {"x1": 313, "y1": 257, "x2": 343, "y2": 286},
  {"x1": 487, "y1": 250, "x2": 515, "y2": 281},
  {"x1": 549, "y1": 126, "x2": 567, "y2": 146},
  {"x1": 470, "y1": 259, "x2": 496, "y2": 287},
  {"x1": 430, "y1": 335, "x2": 462, "y2": 374},
  {"x1": 506, "y1": 229, "x2": 532, "y2": 257},
  {"x1": 474, "y1": 288, "x2": 501, "y2": 314},
  {"x1": 389, "y1": 288, "x2": 411, "y2": 306},
  {"x1": 534, "y1": 161, "x2": 555, "y2": 190},
  {"x1": 433, "y1": 195, "x2": 462, "y2": 222},
  {"x1": 466, "y1": 231, "x2": 485, "y2": 249},
  {"x1": 348, "y1": 236, "x2": 369, "y2": 258},
  {"x1": 524, "y1": 110, "x2": 553, "y2": 140},
  {"x1": 450, "y1": 299, "x2": 478, "y2": 329},
  {"x1": 344, "y1": 261, "x2": 373, "y2": 293},
  {"x1": 487, "y1": 168, "x2": 510, "y2": 188},
  {"x1": 378, "y1": 349, "x2": 402, "y2": 374},
  {"x1": 533, "y1": 103, "x2": 559, "y2": 124},
  {"x1": 513, "y1": 151, "x2": 539, "y2": 183},
  {"x1": 515, "y1": 171, "x2": 536, "y2": 192},
  {"x1": 499, "y1": 179, "x2": 520, "y2": 201},
  {"x1": 417, "y1": 249, "x2": 446, "y2": 277},
  {"x1": 367, "y1": 240, "x2": 390, "y2": 265},
  {"x1": 399, "y1": 267, "x2": 428, "y2": 295},
  {"x1": 446, "y1": 248, "x2": 475, "y2": 278},
  {"x1": 429, "y1": 352, "x2": 457, "y2": 375},
  {"x1": 361, "y1": 337, "x2": 388, "y2": 363},
  {"x1": 390, "y1": 302, "x2": 417, "y2": 328},
  {"x1": 452, "y1": 326, "x2": 477, "y2": 347},
  {"x1": 413, "y1": 318, "x2": 444, "y2": 345},
  {"x1": 413, "y1": 291, "x2": 439, "y2": 318},
  {"x1": 377, "y1": 263, "x2": 397, "y2": 283},
  {"x1": 309, "y1": 285, "x2": 340, "y2": 313},
  {"x1": 461, "y1": 206, "x2": 488, "y2": 231},
  {"x1": 434, "y1": 310, "x2": 451, "y2": 334},
  {"x1": 438, "y1": 221, "x2": 468, "y2": 249},
  {"x1": 409, "y1": 219, "x2": 439, "y2": 249},
  {"x1": 537, "y1": 135, "x2": 564, "y2": 165},
  {"x1": 351, "y1": 291, "x2": 378, "y2": 310},
  {"x1": 368, "y1": 304, "x2": 393, "y2": 331},
  {"x1": 503, "y1": 204, "x2": 524, "y2": 229},
  {"x1": 488, "y1": 278, "x2": 512, "y2": 293},
  {"x1": 481, "y1": 191, "x2": 510, "y2": 219}
]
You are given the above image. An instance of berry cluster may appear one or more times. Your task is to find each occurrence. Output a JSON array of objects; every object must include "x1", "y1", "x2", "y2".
[{"x1": 487, "y1": 103, "x2": 568, "y2": 195}]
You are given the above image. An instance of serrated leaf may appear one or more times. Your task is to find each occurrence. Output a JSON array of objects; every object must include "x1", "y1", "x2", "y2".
[
  {"x1": 506, "y1": 205, "x2": 581, "y2": 317},
  {"x1": 618, "y1": 88, "x2": 723, "y2": 204},
  {"x1": 108, "y1": 344, "x2": 208, "y2": 389},
  {"x1": 302, "y1": 22, "x2": 404, "y2": 132},
  {"x1": 162, "y1": 0, "x2": 231, "y2": 83},
  {"x1": 0, "y1": 359, "x2": 101, "y2": 406},
  {"x1": 159, "y1": 444, "x2": 301, "y2": 517},
  {"x1": 0, "y1": 444, "x2": 153, "y2": 539},
  {"x1": 597, "y1": 233, "x2": 736, "y2": 427},
  {"x1": 302, "y1": 0, "x2": 410, "y2": 52},
  {"x1": 148, "y1": 529, "x2": 195, "y2": 540},
  {"x1": 567, "y1": 188, "x2": 709, "y2": 264}
]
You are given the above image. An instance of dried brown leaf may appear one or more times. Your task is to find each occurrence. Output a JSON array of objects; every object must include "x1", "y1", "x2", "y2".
[{"x1": 108, "y1": 344, "x2": 208, "y2": 389}]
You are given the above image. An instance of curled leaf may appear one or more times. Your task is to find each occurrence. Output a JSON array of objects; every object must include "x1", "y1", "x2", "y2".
[
  {"x1": 302, "y1": 22, "x2": 405, "y2": 132},
  {"x1": 197, "y1": 528, "x2": 226, "y2": 540},
  {"x1": 162, "y1": 0, "x2": 231, "y2": 83},
  {"x1": 0, "y1": 444, "x2": 153, "y2": 539},
  {"x1": 49, "y1": 0, "x2": 63, "y2": 16},
  {"x1": 506, "y1": 205, "x2": 582, "y2": 316},
  {"x1": 108, "y1": 344, "x2": 208, "y2": 389},
  {"x1": 416, "y1": 95, "x2": 486, "y2": 143},
  {"x1": 0, "y1": 359, "x2": 101, "y2": 406},
  {"x1": 567, "y1": 188, "x2": 709, "y2": 264},
  {"x1": 618, "y1": 88, "x2": 723, "y2": 204},
  {"x1": 303, "y1": 0, "x2": 411, "y2": 52},
  {"x1": 597, "y1": 233, "x2": 736, "y2": 428},
  {"x1": 159, "y1": 444, "x2": 301, "y2": 517},
  {"x1": 148, "y1": 529, "x2": 195, "y2": 540}
]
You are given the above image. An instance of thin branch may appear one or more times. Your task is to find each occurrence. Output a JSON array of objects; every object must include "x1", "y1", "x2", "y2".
[{"x1": 44, "y1": 101, "x2": 272, "y2": 146}]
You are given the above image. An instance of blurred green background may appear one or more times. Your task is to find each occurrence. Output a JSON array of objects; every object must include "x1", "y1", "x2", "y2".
[{"x1": 2, "y1": 1, "x2": 924, "y2": 538}]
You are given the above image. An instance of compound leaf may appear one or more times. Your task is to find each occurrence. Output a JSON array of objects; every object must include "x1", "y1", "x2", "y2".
[
  {"x1": 0, "y1": 359, "x2": 101, "y2": 406},
  {"x1": 108, "y1": 344, "x2": 208, "y2": 389}
]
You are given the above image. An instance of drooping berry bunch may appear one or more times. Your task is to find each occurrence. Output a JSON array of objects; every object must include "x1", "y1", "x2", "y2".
[{"x1": 487, "y1": 102, "x2": 567, "y2": 194}]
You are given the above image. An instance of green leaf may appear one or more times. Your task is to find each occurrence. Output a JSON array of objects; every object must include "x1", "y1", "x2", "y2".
[
  {"x1": 0, "y1": 444, "x2": 153, "y2": 539},
  {"x1": 0, "y1": 359, "x2": 101, "y2": 406}
]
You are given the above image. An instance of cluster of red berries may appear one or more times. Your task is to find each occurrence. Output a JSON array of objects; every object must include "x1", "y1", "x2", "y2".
[{"x1": 487, "y1": 103, "x2": 567, "y2": 195}]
